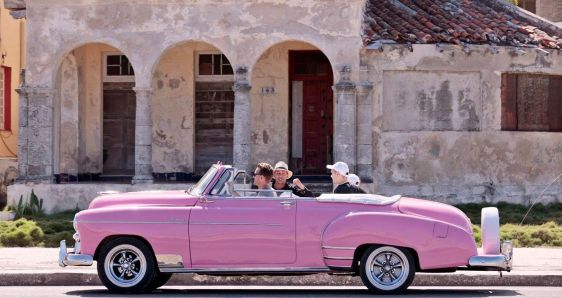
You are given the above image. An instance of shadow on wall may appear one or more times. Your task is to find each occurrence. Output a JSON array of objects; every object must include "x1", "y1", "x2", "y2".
[{"x1": 0, "y1": 166, "x2": 18, "y2": 210}]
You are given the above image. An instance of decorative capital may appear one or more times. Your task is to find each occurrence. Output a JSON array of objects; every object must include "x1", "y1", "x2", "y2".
[
  {"x1": 235, "y1": 66, "x2": 248, "y2": 81},
  {"x1": 233, "y1": 81, "x2": 252, "y2": 92},
  {"x1": 335, "y1": 65, "x2": 356, "y2": 91},
  {"x1": 17, "y1": 86, "x2": 55, "y2": 97},
  {"x1": 233, "y1": 66, "x2": 251, "y2": 92}
]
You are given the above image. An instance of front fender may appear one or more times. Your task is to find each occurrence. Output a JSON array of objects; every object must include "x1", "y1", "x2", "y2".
[
  {"x1": 76, "y1": 206, "x2": 191, "y2": 268},
  {"x1": 321, "y1": 212, "x2": 477, "y2": 270}
]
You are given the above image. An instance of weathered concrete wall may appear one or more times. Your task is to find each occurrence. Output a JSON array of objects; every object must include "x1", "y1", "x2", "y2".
[
  {"x1": 364, "y1": 44, "x2": 562, "y2": 204},
  {"x1": 25, "y1": 0, "x2": 363, "y2": 89},
  {"x1": 383, "y1": 71, "x2": 481, "y2": 131},
  {"x1": 151, "y1": 42, "x2": 219, "y2": 173},
  {"x1": 537, "y1": 0, "x2": 562, "y2": 22},
  {"x1": 250, "y1": 41, "x2": 317, "y2": 166}
]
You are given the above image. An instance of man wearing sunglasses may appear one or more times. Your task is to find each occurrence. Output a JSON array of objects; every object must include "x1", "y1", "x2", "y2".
[{"x1": 228, "y1": 162, "x2": 276, "y2": 197}]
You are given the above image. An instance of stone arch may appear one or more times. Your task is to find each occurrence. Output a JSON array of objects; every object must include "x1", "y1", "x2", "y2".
[
  {"x1": 150, "y1": 40, "x2": 236, "y2": 177},
  {"x1": 51, "y1": 39, "x2": 138, "y2": 88},
  {"x1": 250, "y1": 40, "x2": 335, "y2": 174},
  {"x1": 53, "y1": 42, "x2": 138, "y2": 181},
  {"x1": 249, "y1": 39, "x2": 338, "y2": 83}
]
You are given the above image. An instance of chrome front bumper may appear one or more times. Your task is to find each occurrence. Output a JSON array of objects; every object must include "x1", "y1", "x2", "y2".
[
  {"x1": 58, "y1": 239, "x2": 93, "y2": 267},
  {"x1": 468, "y1": 240, "x2": 513, "y2": 271}
]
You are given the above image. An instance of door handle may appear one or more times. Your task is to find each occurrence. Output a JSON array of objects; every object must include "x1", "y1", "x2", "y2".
[
  {"x1": 201, "y1": 197, "x2": 215, "y2": 204},
  {"x1": 280, "y1": 200, "x2": 295, "y2": 207}
]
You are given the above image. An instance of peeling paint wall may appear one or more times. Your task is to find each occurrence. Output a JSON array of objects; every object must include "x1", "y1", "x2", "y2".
[
  {"x1": 25, "y1": 0, "x2": 363, "y2": 88},
  {"x1": 364, "y1": 44, "x2": 562, "y2": 203},
  {"x1": 250, "y1": 41, "x2": 317, "y2": 166},
  {"x1": 151, "y1": 42, "x2": 220, "y2": 173}
]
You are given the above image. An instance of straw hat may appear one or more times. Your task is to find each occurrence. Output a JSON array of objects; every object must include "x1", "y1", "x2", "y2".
[{"x1": 274, "y1": 161, "x2": 293, "y2": 179}]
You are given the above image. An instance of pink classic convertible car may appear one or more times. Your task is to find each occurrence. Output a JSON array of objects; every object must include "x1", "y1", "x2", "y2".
[{"x1": 59, "y1": 164, "x2": 512, "y2": 293}]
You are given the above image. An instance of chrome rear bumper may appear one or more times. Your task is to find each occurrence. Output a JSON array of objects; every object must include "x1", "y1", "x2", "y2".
[
  {"x1": 58, "y1": 239, "x2": 93, "y2": 267},
  {"x1": 468, "y1": 240, "x2": 513, "y2": 271}
]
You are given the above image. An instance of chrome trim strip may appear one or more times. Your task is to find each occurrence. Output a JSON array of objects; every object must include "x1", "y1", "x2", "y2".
[
  {"x1": 321, "y1": 246, "x2": 355, "y2": 250},
  {"x1": 323, "y1": 256, "x2": 354, "y2": 260},
  {"x1": 190, "y1": 222, "x2": 282, "y2": 226},
  {"x1": 160, "y1": 267, "x2": 331, "y2": 273},
  {"x1": 327, "y1": 265, "x2": 353, "y2": 269},
  {"x1": 77, "y1": 220, "x2": 187, "y2": 224}
]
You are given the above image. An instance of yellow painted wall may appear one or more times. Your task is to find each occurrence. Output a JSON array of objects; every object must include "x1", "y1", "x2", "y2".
[{"x1": 0, "y1": 6, "x2": 25, "y2": 158}]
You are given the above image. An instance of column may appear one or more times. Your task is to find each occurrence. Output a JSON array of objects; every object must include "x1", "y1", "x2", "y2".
[
  {"x1": 132, "y1": 87, "x2": 154, "y2": 184},
  {"x1": 356, "y1": 66, "x2": 374, "y2": 182},
  {"x1": 232, "y1": 66, "x2": 252, "y2": 173},
  {"x1": 16, "y1": 85, "x2": 55, "y2": 182},
  {"x1": 15, "y1": 71, "x2": 28, "y2": 181},
  {"x1": 333, "y1": 65, "x2": 357, "y2": 173}
]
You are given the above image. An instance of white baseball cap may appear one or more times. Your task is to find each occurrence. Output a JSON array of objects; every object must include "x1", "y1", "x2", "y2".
[
  {"x1": 347, "y1": 174, "x2": 360, "y2": 186},
  {"x1": 326, "y1": 161, "x2": 349, "y2": 176}
]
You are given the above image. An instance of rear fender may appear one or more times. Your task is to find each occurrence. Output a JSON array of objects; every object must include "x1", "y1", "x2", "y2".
[{"x1": 321, "y1": 212, "x2": 477, "y2": 270}]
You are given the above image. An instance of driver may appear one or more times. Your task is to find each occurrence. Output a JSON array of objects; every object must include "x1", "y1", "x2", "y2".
[{"x1": 229, "y1": 162, "x2": 276, "y2": 197}]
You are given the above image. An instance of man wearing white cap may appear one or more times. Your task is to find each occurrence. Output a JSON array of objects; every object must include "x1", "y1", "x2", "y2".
[
  {"x1": 272, "y1": 161, "x2": 314, "y2": 197},
  {"x1": 326, "y1": 161, "x2": 366, "y2": 194}
]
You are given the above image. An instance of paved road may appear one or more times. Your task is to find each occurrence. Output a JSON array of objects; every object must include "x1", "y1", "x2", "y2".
[{"x1": 0, "y1": 286, "x2": 561, "y2": 297}]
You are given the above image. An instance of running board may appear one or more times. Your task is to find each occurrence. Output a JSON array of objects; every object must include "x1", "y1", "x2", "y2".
[{"x1": 160, "y1": 267, "x2": 333, "y2": 274}]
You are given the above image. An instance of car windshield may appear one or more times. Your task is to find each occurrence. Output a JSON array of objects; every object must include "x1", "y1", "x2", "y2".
[{"x1": 188, "y1": 165, "x2": 219, "y2": 196}]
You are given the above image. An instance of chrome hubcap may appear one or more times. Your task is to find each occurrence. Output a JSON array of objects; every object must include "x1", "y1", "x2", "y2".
[
  {"x1": 365, "y1": 247, "x2": 409, "y2": 291},
  {"x1": 104, "y1": 244, "x2": 146, "y2": 288}
]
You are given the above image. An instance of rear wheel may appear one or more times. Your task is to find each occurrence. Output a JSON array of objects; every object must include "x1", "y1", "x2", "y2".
[
  {"x1": 97, "y1": 237, "x2": 156, "y2": 293},
  {"x1": 359, "y1": 246, "x2": 415, "y2": 294}
]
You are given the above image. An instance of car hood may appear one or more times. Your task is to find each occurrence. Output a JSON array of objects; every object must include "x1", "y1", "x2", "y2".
[
  {"x1": 398, "y1": 197, "x2": 473, "y2": 233},
  {"x1": 88, "y1": 190, "x2": 200, "y2": 209}
]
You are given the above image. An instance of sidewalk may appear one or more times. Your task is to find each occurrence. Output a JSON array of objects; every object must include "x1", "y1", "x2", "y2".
[{"x1": 0, "y1": 247, "x2": 561, "y2": 287}]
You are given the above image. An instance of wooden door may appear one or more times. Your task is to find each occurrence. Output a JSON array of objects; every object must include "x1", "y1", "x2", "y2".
[
  {"x1": 195, "y1": 82, "x2": 234, "y2": 175},
  {"x1": 103, "y1": 82, "x2": 136, "y2": 175},
  {"x1": 290, "y1": 51, "x2": 333, "y2": 174},
  {"x1": 302, "y1": 80, "x2": 333, "y2": 173}
]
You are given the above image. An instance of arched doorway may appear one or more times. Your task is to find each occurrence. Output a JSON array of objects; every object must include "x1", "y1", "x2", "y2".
[
  {"x1": 151, "y1": 41, "x2": 234, "y2": 178},
  {"x1": 289, "y1": 50, "x2": 333, "y2": 174},
  {"x1": 251, "y1": 41, "x2": 334, "y2": 175},
  {"x1": 54, "y1": 43, "x2": 136, "y2": 182}
]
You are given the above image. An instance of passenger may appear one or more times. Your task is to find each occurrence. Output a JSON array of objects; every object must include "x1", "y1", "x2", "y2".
[
  {"x1": 272, "y1": 161, "x2": 314, "y2": 197},
  {"x1": 327, "y1": 162, "x2": 366, "y2": 194},
  {"x1": 347, "y1": 173, "x2": 361, "y2": 187},
  {"x1": 228, "y1": 162, "x2": 276, "y2": 197}
]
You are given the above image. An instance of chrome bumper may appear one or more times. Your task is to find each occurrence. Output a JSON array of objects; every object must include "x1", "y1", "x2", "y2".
[
  {"x1": 58, "y1": 239, "x2": 93, "y2": 267},
  {"x1": 468, "y1": 240, "x2": 513, "y2": 271}
]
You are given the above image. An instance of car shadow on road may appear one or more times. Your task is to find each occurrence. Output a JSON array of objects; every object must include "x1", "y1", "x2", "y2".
[{"x1": 66, "y1": 287, "x2": 522, "y2": 297}]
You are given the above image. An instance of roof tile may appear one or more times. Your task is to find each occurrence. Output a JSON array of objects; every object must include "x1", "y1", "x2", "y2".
[{"x1": 362, "y1": 0, "x2": 562, "y2": 49}]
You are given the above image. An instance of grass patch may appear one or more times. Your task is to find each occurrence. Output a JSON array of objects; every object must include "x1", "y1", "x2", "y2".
[{"x1": 454, "y1": 202, "x2": 562, "y2": 225}]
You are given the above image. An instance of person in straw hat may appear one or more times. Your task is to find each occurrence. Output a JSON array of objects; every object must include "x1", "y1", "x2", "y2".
[{"x1": 272, "y1": 161, "x2": 314, "y2": 197}]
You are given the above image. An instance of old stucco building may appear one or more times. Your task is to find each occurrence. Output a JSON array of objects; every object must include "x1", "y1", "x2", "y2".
[{"x1": 4, "y1": 0, "x2": 562, "y2": 213}]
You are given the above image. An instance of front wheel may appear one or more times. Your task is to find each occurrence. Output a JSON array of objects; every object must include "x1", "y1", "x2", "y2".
[
  {"x1": 359, "y1": 246, "x2": 415, "y2": 294},
  {"x1": 97, "y1": 237, "x2": 156, "y2": 293}
]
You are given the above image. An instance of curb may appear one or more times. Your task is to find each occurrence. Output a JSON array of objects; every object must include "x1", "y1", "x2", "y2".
[{"x1": 1, "y1": 273, "x2": 560, "y2": 287}]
